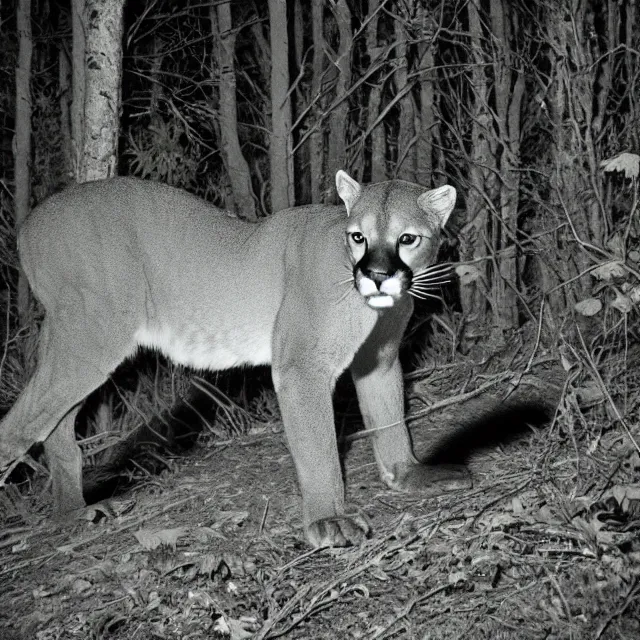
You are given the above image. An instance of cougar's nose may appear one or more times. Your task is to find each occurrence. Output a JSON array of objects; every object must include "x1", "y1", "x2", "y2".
[{"x1": 361, "y1": 267, "x2": 392, "y2": 288}]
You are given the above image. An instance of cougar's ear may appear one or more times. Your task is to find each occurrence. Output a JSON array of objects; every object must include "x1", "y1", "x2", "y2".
[
  {"x1": 417, "y1": 185, "x2": 456, "y2": 229},
  {"x1": 336, "y1": 170, "x2": 362, "y2": 216}
]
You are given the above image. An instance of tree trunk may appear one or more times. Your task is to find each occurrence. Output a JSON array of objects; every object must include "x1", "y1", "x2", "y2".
[
  {"x1": 149, "y1": 35, "x2": 164, "y2": 119},
  {"x1": 291, "y1": 0, "x2": 310, "y2": 204},
  {"x1": 211, "y1": 2, "x2": 256, "y2": 219},
  {"x1": 76, "y1": 0, "x2": 125, "y2": 183},
  {"x1": 326, "y1": 0, "x2": 351, "y2": 199},
  {"x1": 490, "y1": 0, "x2": 520, "y2": 331},
  {"x1": 459, "y1": 0, "x2": 493, "y2": 333},
  {"x1": 547, "y1": 1, "x2": 596, "y2": 302},
  {"x1": 366, "y1": 0, "x2": 386, "y2": 182},
  {"x1": 14, "y1": 0, "x2": 32, "y2": 230},
  {"x1": 393, "y1": 6, "x2": 415, "y2": 182},
  {"x1": 58, "y1": 8, "x2": 73, "y2": 184},
  {"x1": 71, "y1": 0, "x2": 85, "y2": 178},
  {"x1": 415, "y1": 4, "x2": 435, "y2": 187},
  {"x1": 14, "y1": 0, "x2": 33, "y2": 322},
  {"x1": 310, "y1": 0, "x2": 325, "y2": 202},
  {"x1": 268, "y1": 0, "x2": 294, "y2": 212}
]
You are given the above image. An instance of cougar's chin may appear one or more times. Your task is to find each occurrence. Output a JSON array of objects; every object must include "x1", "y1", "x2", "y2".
[{"x1": 366, "y1": 294, "x2": 395, "y2": 308}]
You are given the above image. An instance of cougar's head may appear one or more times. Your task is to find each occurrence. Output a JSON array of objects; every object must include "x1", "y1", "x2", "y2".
[{"x1": 336, "y1": 170, "x2": 456, "y2": 310}]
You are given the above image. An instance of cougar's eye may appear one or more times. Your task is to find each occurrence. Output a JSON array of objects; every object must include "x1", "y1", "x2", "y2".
[
  {"x1": 399, "y1": 233, "x2": 419, "y2": 247},
  {"x1": 350, "y1": 231, "x2": 365, "y2": 244}
]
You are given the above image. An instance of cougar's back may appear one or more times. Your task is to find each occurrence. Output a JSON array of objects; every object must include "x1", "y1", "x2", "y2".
[{"x1": 18, "y1": 178, "x2": 293, "y2": 369}]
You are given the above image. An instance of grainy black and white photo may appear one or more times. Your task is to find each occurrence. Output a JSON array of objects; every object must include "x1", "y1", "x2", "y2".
[{"x1": 0, "y1": 0, "x2": 639, "y2": 637}]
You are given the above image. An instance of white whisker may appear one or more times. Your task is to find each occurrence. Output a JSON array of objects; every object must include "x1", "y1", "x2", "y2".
[
  {"x1": 413, "y1": 272, "x2": 453, "y2": 283},
  {"x1": 414, "y1": 262, "x2": 454, "y2": 276},
  {"x1": 411, "y1": 287, "x2": 445, "y2": 297},
  {"x1": 408, "y1": 289, "x2": 441, "y2": 301},
  {"x1": 412, "y1": 278, "x2": 451, "y2": 287}
]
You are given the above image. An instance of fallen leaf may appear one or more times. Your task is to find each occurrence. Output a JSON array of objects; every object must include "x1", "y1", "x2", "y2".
[
  {"x1": 591, "y1": 260, "x2": 626, "y2": 280},
  {"x1": 575, "y1": 298, "x2": 602, "y2": 316},
  {"x1": 600, "y1": 152, "x2": 640, "y2": 179},
  {"x1": 448, "y1": 570, "x2": 467, "y2": 585},
  {"x1": 455, "y1": 264, "x2": 480, "y2": 285},
  {"x1": 611, "y1": 293, "x2": 633, "y2": 313},
  {"x1": 134, "y1": 527, "x2": 187, "y2": 550}
]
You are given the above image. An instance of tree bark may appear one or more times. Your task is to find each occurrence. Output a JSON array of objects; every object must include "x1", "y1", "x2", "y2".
[
  {"x1": 71, "y1": 0, "x2": 85, "y2": 178},
  {"x1": 14, "y1": 0, "x2": 33, "y2": 321},
  {"x1": 366, "y1": 0, "x2": 386, "y2": 182},
  {"x1": 211, "y1": 2, "x2": 256, "y2": 219},
  {"x1": 14, "y1": 0, "x2": 32, "y2": 230},
  {"x1": 59, "y1": 38, "x2": 73, "y2": 182},
  {"x1": 415, "y1": 4, "x2": 435, "y2": 187},
  {"x1": 292, "y1": 0, "x2": 310, "y2": 204},
  {"x1": 490, "y1": 0, "x2": 520, "y2": 331},
  {"x1": 309, "y1": 0, "x2": 325, "y2": 202},
  {"x1": 459, "y1": 0, "x2": 493, "y2": 332},
  {"x1": 149, "y1": 35, "x2": 164, "y2": 119},
  {"x1": 393, "y1": 6, "x2": 415, "y2": 182},
  {"x1": 76, "y1": 0, "x2": 125, "y2": 183},
  {"x1": 326, "y1": 0, "x2": 351, "y2": 199},
  {"x1": 268, "y1": 0, "x2": 294, "y2": 212}
]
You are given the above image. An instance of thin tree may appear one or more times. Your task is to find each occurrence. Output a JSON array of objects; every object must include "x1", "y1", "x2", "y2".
[
  {"x1": 14, "y1": 0, "x2": 33, "y2": 320},
  {"x1": 211, "y1": 1, "x2": 257, "y2": 219},
  {"x1": 326, "y1": 0, "x2": 351, "y2": 198},
  {"x1": 366, "y1": 0, "x2": 387, "y2": 183},
  {"x1": 415, "y1": 3, "x2": 435, "y2": 187},
  {"x1": 393, "y1": 5, "x2": 415, "y2": 182},
  {"x1": 268, "y1": 0, "x2": 293, "y2": 211},
  {"x1": 73, "y1": 0, "x2": 126, "y2": 183},
  {"x1": 70, "y1": 0, "x2": 85, "y2": 177},
  {"x1": 309, "y1": 0, "x2": 324, "y2": 202}
]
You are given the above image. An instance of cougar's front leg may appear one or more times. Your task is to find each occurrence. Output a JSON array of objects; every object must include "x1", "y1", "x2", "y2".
[
  {"x1": 271, "y1": 334, "x2": 369, "y2": 548},
  {"x1": 351, "y1": 307, "x2": 471, "y2": 495}
]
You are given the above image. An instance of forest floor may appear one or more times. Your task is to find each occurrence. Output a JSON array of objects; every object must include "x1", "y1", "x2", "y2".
[{"x1": 1, "y1": 354, "x2": 639, "y2": 640}]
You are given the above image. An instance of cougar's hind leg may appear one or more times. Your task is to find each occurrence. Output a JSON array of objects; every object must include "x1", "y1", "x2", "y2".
[
  {"x1": 44, "y1": 407, "x2": 84, "y2": 513},
  {"x1": 0, "y1": 308, "x2": 137, "y2": 513}
]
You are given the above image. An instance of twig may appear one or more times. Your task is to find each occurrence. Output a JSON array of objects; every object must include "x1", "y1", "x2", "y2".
[
  {"x1": 576, "y1": 325, "x2": 640, "y2": 455},
  {"x1": 595, "y1": 578, "x2": 640, "y2": 640},
  {"x1": 367, "y1": 583, "x2": 450, "y2": 640}
]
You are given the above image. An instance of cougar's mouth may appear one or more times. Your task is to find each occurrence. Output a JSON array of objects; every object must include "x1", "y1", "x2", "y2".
[{"x1": 355, "y1": 271, "x2": 405, "y2": 308}]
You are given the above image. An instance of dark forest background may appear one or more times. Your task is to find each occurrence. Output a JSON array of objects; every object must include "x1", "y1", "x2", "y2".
[
  {"x1": 2, "y1": 0, "x2": 639, "y2": 344},
  {"x1": 2, "y1": 2, "x2": 640, "y2": 637}
]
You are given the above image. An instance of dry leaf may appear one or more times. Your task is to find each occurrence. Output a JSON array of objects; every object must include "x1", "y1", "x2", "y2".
[
  {"x1": 629, "y1": 286, "x2": 640, "y2": 303},
  {"x1": 574, "y1": 298, "x2": 602, "y2": 316},
  {"x1": 575, "y1": 381, "x2": 605, "y2": 406},
  {"x1": 455, "y1": 264, "x2": 480, "y2": 285},
  {"x1": 611, "y1": 293, "x2": 633, "y2": 313},
  {"x1": 591, "y1": 260, "x2": 626, "y2": 280},
  {"x1": 603, "y1": 484, "x2": 640, "y2": 512},
  {"x1": 448, "y1": 570, "x2": 467, "y2": 584},
  {"x1": 600, "y1": 152, "x2": 640, "y2": 179},
  {"x1": 134, "y1": 527, "x2": 187, "y2": 550}
]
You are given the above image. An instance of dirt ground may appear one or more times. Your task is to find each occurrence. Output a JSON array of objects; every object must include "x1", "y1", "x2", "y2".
[{"x1": 1, "y1": 361, "x2": 639, "y2": 639}]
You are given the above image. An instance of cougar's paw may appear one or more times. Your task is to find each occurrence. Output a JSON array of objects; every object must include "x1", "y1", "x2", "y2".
[
  {"x1": 390, "y1": 462, "x2": 472, "y2": 495},
  {"x1": 306, "y1": 513, "x2": 371, "y2": 548}
]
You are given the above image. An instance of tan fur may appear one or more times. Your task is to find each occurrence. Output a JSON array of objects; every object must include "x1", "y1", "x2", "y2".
[{"x1": 0, "y1": 172, "x2": 470, "y2": 547}]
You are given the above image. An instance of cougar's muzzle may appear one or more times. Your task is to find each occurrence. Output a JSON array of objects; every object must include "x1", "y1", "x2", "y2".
[{"x1": 353, "y1": 246, "x2": 411, "y2": 309}]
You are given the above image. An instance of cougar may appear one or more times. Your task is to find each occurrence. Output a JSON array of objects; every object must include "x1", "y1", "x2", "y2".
[{"x1": 0, "y1": 171, "x2": 470, "y2": 547}]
